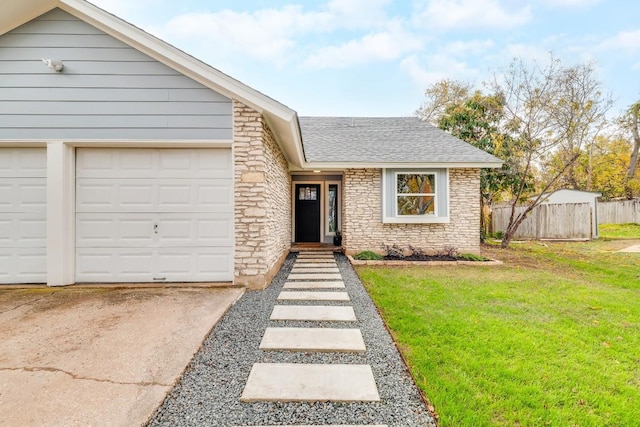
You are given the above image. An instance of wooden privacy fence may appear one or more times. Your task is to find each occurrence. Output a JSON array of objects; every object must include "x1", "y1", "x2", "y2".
[
  {"x1": 597, "y1": 199, "x2": 640, "y2": 224},
  {"x1": 491, "y1": 203, "x2": 593, "y2": 240}
]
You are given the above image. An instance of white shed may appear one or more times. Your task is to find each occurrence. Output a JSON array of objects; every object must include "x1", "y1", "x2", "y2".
[{"x1": 535, "y1": 189, "x2": 602, "y2": 238}]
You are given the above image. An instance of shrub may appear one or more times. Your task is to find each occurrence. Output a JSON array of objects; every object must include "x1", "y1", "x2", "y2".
[
  {"x1": 459, "y1": 253, "x2": 490, "y2": 261},
  {"x1": 354, "y1": 250, "x2": 384, "y2": 261}
]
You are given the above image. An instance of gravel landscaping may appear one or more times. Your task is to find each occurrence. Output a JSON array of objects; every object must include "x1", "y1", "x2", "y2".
[{"x1": 148, "y1": 253, "x2": 437, "y2": 427}]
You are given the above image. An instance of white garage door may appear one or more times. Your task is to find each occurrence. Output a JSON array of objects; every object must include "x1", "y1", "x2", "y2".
[
  {"x1": 75, "y1": 148, "x2": 234, "y2": 283},
  {"x1": 0, "y1": 148, "x2": 47, "y2": 284}
]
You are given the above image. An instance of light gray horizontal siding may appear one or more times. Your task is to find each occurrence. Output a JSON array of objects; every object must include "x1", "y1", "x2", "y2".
[
  {"x1": 0, "y1": 75, "x2": 209, "y2": 89},
  {"x1": 0, "y1": 47, "x2": 160, "y2": 62},
  {"x1": 0, "y1": 9, "x2": 232, "y2": 141},
  {"x1": 0, "y1": 34, "x2": 130, "y2": 48},
  {"x1": 0, "y1": 101, "x2": 230, "y2": 115},
  {"x1": 0, "y1": 61, "x2": 188, "y2": 75},
  {"x1": 1, "y1": 88, "x2": 229, "y2": 102},
  {"x1": 0, "y1": 115, "x2": 231, "y2": 128}
]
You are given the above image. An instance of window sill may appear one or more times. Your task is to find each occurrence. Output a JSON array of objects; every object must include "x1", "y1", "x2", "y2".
[{"x1": 382, "y1": 216, "x2": 450, "y2": 224}]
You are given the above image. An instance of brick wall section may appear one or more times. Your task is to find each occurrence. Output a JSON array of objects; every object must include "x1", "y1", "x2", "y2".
[
  {"x1": 233, "y1": 100, "x2": 290, "y2": 289},
  {"x1": 343, "y1": 168, "x2": 480, "y2": 255}
]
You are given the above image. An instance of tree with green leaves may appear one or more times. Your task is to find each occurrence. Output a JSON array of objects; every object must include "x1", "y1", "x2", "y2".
[
  {"x1": 541, "y1": 135, "x2": 634, "y2": 200},
  {"x1": 619, "y1": 101, "x2": 640, "y2": 198},
  {"x1": 418, "y1": 85, "x2": 513, "y2": 239}
]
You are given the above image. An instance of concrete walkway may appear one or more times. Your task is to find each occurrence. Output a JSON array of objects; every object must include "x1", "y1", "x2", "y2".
[{"x1": 0, "y1": 287, "x2": 243, "y2": 426}]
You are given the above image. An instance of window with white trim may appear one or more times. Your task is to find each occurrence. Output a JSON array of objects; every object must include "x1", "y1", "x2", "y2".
[
  {"x1": 396, "y1": 173, "x2": 436, "y2": 216},
  {"x1": 383, "y1": 168, "x2": 449, "y2": 223}
]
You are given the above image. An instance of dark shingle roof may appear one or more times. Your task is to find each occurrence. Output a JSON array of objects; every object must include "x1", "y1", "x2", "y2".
[{"x1": 299, "y1": 116, "x2": 502, "y2": 165}]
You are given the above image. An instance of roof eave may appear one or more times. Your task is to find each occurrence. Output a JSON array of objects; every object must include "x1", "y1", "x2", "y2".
[{"x1": 295, "y1": 161, "x2": 504, "y2": 171}]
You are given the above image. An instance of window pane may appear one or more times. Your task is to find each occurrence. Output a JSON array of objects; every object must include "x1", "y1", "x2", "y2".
[
  {"x1": 397, "y1": 174, "x2": 435, "y2": 194},
  {"x1": 298, "y1": 186, "x2": 317, "y2": 201},
  {"x1": 328, "y1": 185, "x2": 338, "y2": 233},
  {"x1": 397, "y1": 195, "x2": 435, "y2": 215}
]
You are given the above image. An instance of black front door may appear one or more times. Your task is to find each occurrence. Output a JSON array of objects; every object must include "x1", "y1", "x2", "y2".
[{"x1": 295, "y1": 184, "x2": 321, "y2": 242}]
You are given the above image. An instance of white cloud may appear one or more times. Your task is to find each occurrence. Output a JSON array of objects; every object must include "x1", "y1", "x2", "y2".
[
  {"x1": 90, "y1": 0, "x2": 154, "y2": 17},
  {"x1": 324, "y1": 0, "x2": 392, "y2": 30},
  {"x1": 441, "y1": 39, "x2": 495, "y2": 55},
  {"x1": 162, "y1": 6, "x2": 325, "y2": 61},
  {"x1": 597, "y1": 30, "x2": 640, "y2": 53},
  {"x1": 157, "y1": 1, "x2": 396, "y2": 65},
  {"x1": 538, "y1": 0, "x2": 601, "y2": 7},
  {"x1": 414, "y1": 0, "x2": 532, "y2": 30},
  {"x1": 303, "y1": 22, "x2": 423, "y2": 68},
  {"x1": 400, "y1": 54, "x2": 479, "y2": 89},
  {"x1": 501, "y1": 43, "x2": 553, "y2": 63}
]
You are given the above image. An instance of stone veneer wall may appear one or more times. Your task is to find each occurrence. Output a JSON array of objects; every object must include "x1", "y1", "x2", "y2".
[
  {"x1": 263, "y1": 121, "x2": 292, "y2": 273},
  {"x1": 233, "y1": 100, "x2": 291, "y2": 289},
  {"x1": 343, "y1": 168, "x2": 480, "y2": 254}
]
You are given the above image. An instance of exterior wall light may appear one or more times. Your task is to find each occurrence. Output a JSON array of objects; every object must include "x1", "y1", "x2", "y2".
[{"x1": 42, "y1": 58, "x2": 64, "y2": 72}]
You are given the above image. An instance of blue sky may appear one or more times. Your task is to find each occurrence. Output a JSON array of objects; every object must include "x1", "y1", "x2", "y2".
[{"x1": 92, "y1": 0, "x2": 640, "y2": 117}]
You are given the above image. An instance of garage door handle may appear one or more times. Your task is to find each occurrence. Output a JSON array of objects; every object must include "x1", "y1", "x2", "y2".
[{"x1": 154, "y1": 223, "x2": 158, "y2": 234}]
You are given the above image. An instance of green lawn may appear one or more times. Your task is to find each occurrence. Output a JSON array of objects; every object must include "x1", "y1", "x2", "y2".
[
  {"x1": 600, "y1": 223, "x2": 640, "y2": 239},
  {"x1": 356, "y1": 238, "x2": 640, "y2": 427}
]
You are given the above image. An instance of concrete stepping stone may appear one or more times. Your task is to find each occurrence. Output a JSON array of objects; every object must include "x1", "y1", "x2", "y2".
[
  {"x1": 240, "y1": 363, "x2": 380, "y2": 402},
  {"x1": 259, "y1": 327, "x2": 365, "y2": 352},
  {"x1": 291, "y1": 267, "x2": 340, "y2": 273},
  {"x1": 294, "y1": 258, "x2": 337, "y2": 263},
  {"x1": 270, "y1": 305, "x2": 356, "y2": 321},
  {"x1": 283, "y1": 281, "x2": 345, "y2": 289},
  {"x1": 288, "y1": 273, "x2": 343, "y2": 280},
  {"x1": 297, "y1": 251, "x2": 334, "y2": 255},
  {"x1": 296, "y1": 254, "x2": 335, "y2": 258},
  {"x1": 277, "y1": 291, "x2": 350, "y2": 301},
  {"x1": 293, "y1": 263, "x2": 338, "y2": 268}
]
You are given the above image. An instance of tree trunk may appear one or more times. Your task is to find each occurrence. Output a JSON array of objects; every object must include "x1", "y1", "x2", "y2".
[
  {"x1": 587, "y1": 139, "x2": 594, "y2": 191},
  {"x1": 626, "y1": 105, "x2": 640, "y2": 195}
]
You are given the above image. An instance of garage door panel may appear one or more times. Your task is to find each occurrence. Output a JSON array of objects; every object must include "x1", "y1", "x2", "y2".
[
  {"x1": 0, "y1": 179, "x2": 47, "y2": 213},
  {"x1": 76, "y1": 215, "x2": 153, "y2": 247},
  {"x1": 0, "y1": 248, "x2": 47, "y2": 284},
  {"x1": 76, "y1": 179, "x2": 233, "y2": 213},
  {"x1": 76, "y1": 213, "x2": 233, "y2": 247},
  {"x1": 0, "y1": 215, "x2": 47, "y2": 247},
  {"x1": 76, "y1": 247, "x2": 232, "y2": 282},
  {"x1": 75, "y1": 250, "x2": 155, "y2": 283},
  {"x1": 0, "y1": 148, "x2": 47, "y2": 178},
  {"x1": 156, "y1": 248, "x2": 233, "y2": 281},
  {"x1": 76, "y1": 148, "x2": 231, "y2": 179}
]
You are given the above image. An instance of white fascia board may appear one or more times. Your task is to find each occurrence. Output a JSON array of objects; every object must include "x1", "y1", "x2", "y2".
[{"x1": 298, "y1": 161, "x2": 504, "y2": 170}]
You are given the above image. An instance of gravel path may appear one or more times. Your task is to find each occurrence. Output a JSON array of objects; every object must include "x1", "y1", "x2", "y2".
[{"x1": 148, "y1": 253, "x2": 437, "y2": 427}]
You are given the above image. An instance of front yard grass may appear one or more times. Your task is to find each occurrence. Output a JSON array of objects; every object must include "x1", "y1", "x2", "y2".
[
  {"x1": 600, "y1": 223, "x2": 640, "y2": 239},
  {"x1": 356, "y1": 238, "x2": 640, "y2": 427}
]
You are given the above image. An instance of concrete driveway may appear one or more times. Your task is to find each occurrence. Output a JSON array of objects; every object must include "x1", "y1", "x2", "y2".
[{"x1": 0, "y1": 286, "x2": 243, "y2": 427}]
